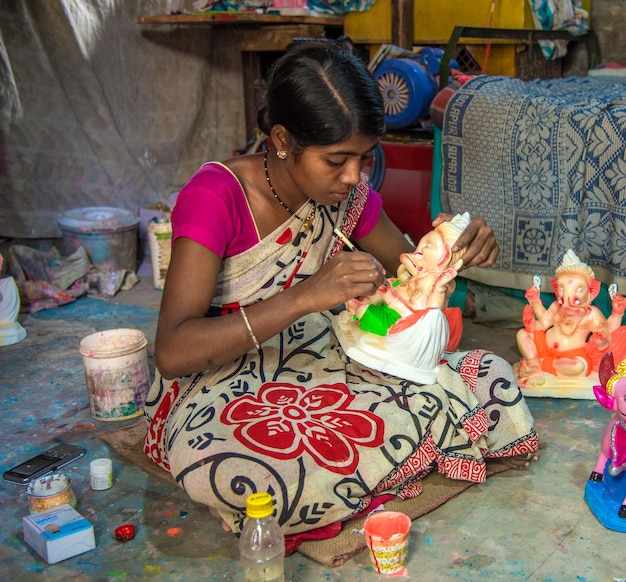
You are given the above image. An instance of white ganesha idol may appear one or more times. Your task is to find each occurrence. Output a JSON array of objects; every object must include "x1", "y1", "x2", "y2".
[{"x1": 332, "y1": 213, "x2": 470, "y2": 383}]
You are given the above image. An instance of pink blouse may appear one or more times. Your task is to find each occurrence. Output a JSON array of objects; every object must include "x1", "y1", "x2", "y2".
[{"x1": 171, "y1": 162, "x2": 382, "y2": 258}]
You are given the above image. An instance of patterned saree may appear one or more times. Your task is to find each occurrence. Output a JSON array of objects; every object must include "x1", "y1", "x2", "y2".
[{"x1": 143, "y1": 175, "x2": 538, "y2": 536}]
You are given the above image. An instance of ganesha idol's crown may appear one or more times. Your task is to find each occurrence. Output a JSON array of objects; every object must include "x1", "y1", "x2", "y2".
[
  {"x1": 606, "y1": 360, "x2": 626, "y2": 396},
  {"x1": 556, "y1": 249, "x2": 595, "y2": 278}
]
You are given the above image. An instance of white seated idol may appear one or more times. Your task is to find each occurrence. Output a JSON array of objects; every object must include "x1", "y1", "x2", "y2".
[
  {"x1": 0, "y1": 274, "x2": 27, "y2": 346},
  {"x1": 333, "y1": 213, "x2": 470, "y2": 384}
]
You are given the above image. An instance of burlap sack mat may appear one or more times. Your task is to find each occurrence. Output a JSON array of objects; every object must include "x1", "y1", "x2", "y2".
[{"x1": 101, "y1": 421, "x2": 509, "y2": 567}]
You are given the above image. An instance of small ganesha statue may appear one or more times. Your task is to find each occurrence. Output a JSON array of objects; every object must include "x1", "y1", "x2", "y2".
[
  {"x1": 514, "y1": 250, "x2": 626, "y2": 398},
  {"x1": 332, "y1": 213, "x2": 469, "y2": 384}
]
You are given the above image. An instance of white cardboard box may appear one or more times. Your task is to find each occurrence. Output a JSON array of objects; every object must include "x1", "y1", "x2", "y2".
[{"x1": 23, "y1": 504, "x2": 95, "y2": 564}]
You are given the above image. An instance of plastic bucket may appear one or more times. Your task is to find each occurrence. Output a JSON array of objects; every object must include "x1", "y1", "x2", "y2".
[
  {"x1": 58, "y1": 207, "x2": 139, "y2": 273},
  {"x1": 79, "y1": 328, "x2": 151, "y2": 421}
]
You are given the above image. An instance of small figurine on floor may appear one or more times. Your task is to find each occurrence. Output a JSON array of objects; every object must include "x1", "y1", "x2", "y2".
[
  {"x1": 0, "y1": 254, "x2": 27, "y2": 347},
  {"x1": 514, "y1": 250, "x2": 626, "y2": 398},
  {"x1": 584, "y1": 351, "x2": 626, "y2": 532},
  {"x1": 332, "y1": 213, "x2": 469, "y2": 384}
]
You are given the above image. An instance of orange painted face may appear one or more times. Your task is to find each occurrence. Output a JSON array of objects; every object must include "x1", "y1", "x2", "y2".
[
  {"x1": 556, "y1": 273, "x2": 590, "y2": 313},
  {"x1": 399, "y1": 231, "x2": 450, "y2": 278}
]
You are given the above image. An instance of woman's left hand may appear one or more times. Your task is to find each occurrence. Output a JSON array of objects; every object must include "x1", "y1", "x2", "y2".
[{"x1": 432, "y1": 213, "x2": 499, "y2": 269}]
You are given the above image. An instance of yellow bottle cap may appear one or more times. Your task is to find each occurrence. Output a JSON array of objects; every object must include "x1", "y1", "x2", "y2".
[{"x1": 246, "y1": 492, "x2": 274, "y2": 519}]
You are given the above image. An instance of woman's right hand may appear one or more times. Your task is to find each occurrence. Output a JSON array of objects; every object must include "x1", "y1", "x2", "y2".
[
  {"x1": 296, "y1": 250, "x2": 386, "y2": 313},
  {"x1": 156, "y1": 240, "x2": 385, "y2": 378}
]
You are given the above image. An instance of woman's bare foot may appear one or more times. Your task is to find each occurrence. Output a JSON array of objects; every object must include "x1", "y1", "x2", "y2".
[
  {"x1": 488, "y1": 445, "x2": 542, "y2": 470},
  {"x1": 498, "y1": 451, "x2": 541, "y2": 469}
]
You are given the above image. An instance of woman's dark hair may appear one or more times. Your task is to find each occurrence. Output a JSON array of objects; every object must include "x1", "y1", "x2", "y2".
[{"x1": 257, "y1": 40, "x2": 385, "y2": 149}]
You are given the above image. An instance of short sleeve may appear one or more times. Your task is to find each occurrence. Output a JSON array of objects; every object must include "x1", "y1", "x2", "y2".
[
  {"x1": 171, "y1": 163, "x2": 258, "y2": 258},
  {"x1": 352, "y1": 186, "x2": 383, "y2": 239}
]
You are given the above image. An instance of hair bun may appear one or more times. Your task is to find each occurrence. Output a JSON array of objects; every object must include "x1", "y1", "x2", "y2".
[{"x1": 256, "y1": 105, "x2": 270, "y2": 136}]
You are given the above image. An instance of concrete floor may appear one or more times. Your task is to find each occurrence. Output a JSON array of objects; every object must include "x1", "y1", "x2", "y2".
[{"x1": 1, "y1": 271, "x2": 625, "y2": 581}]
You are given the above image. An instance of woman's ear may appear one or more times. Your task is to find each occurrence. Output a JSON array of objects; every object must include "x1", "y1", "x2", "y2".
[{"x1": 269, "y1": 124, "x2": 289, "y2": 152}]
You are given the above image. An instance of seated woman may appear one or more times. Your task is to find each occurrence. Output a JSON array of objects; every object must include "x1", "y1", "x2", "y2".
[
  {"x1": 333, "y1": 213, "x2": 469, "y2": 384},
  {"x1": 143, "y1": 41, "x2": 540, "y2": 541}
]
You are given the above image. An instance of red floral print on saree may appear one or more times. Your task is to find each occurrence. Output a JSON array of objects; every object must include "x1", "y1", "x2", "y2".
[{"x1": 221, "y1": 382, "x2": 384, "y2": 475}]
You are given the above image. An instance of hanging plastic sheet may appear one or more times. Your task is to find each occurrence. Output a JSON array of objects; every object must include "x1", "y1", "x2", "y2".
[{"x1": 0, "y1": 1, "x2": 245, "y2": 240}]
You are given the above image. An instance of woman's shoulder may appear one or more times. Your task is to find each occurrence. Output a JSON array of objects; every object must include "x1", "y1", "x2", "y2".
[
  {"x1": 175, "y1": 162, "x2": 247, "y2": 218},
  {"x1": 188, "y1": 161, "x2": 241, "y2": 189},
  {"x1": 172, "y1": 160, "x2": 257, "y2": 257},
  {"x1": 176, "y1": 162, "x2": 247, "y2": 209},
  {"x1": 188, "y1": 156, "x2": 260, "y2": 195}
]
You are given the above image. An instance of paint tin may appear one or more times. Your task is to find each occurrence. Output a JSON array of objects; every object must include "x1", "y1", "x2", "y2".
[
  {"x1": 90, "y1": 458, "x2": 113, "y2": 490},
  {"x1": 79, "y1": 328, "x2": 151, "y2": 421},
  {"x1": 58, "y1": 207, "x2": 139, "y2": 273},
  {"x1": 26, "y1": 474, "x2": 77, "y2": 514}
]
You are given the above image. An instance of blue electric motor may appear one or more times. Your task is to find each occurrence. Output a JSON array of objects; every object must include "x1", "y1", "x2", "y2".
[{"x1": 374, "y1": 48, "x2": 458, "y2": 130}]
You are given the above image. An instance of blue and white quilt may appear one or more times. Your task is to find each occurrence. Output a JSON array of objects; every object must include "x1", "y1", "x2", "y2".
[{"x1": 440, "y1": 75, "x2": 626, "y2": 293}]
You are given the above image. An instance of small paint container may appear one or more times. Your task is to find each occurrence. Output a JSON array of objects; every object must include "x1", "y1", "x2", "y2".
[
  {"x1": 26, "y1": 474, "x2": 77, "y2": 514},
  {"x1": 90, "y1": 458, "x2": 113, "y2": 490},
  {"x1": 363, "y1": 511, "x2": 411, "y2": 575}
]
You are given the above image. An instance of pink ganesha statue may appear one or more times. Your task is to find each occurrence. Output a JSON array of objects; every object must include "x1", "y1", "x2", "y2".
[
  {"x1": 584, "y1": 351, "x2": 626, "y2": 532},
  {"x1": 514, "y1": 250, "x2": 626, "y2": 398},
  {"x1": 332, "y1": 213, "x2": 469, "y2": 384}
]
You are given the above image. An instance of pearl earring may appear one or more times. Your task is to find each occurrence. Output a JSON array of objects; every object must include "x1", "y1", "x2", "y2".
[{"x1": 276, "y1": 149, "x2": 287, "y2": 160}]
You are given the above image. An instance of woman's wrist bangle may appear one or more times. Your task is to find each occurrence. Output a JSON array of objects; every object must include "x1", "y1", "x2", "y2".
[{"x1": 239, "y1": 305, "x2": 261, "y2": 352}]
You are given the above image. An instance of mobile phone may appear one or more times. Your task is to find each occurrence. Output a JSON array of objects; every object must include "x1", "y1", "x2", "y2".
[{"x1": 2, "y1": 443, "x2": 86, "y2": 485}]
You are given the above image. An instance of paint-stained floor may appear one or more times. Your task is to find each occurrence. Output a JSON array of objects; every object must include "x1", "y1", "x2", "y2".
[{"x1": 1, "y1": 274, "x2": 625, "y2": 581}]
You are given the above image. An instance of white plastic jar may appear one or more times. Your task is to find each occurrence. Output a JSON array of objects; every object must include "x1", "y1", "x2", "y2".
[{"x1": 90, "y1": 458, "x2": 113, "y2": 490}]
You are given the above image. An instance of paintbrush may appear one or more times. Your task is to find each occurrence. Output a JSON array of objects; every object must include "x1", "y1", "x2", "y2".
[{"x1": 334, "y1": 228, "x2": 357, "y2": 251}]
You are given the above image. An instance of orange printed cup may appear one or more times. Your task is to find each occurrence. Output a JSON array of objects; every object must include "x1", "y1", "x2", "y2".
[{"x1": 363, "y1": 511, "x2": 411, "y2": 575}]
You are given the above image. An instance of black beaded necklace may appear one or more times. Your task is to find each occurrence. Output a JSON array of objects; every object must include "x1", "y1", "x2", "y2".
[{"x1": 263, "y1": 149, "x2": 316, "y2": 230}]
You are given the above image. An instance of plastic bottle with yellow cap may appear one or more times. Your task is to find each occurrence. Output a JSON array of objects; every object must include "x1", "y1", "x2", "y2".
[{"x1": 239, "y1": 492, "x2": 285, "y2": 582}]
